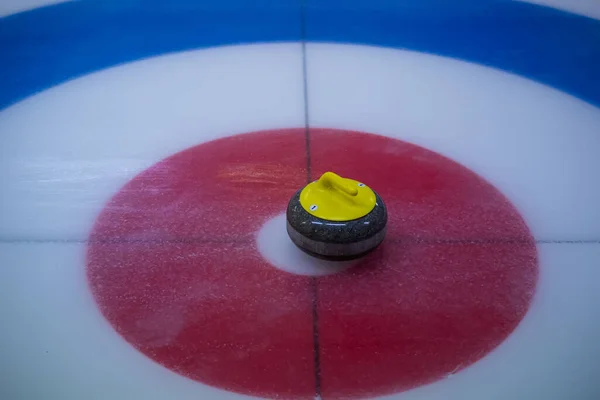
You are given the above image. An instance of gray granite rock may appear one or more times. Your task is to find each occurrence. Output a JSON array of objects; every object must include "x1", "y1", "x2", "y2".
[{"x1": 286, "y1": 189, "x2": 387, "y2": 260}]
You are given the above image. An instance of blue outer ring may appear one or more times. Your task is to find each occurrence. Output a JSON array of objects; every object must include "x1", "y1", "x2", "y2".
[{"x1": 1, "y1": 0, "x2": 599, "y2": 111}]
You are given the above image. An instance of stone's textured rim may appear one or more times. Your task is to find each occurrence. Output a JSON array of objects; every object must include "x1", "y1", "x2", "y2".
[
  {"x1": 286, "y1": 189, "x2": 387, "y2": 252},
  {"x1": 287, "y1": 220, "x2": 386, "y2": 260}
]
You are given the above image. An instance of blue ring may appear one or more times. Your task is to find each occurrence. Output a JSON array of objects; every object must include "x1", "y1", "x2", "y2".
[{"x1": 1, "y1": 0, "x2": 599, "y2": 111}]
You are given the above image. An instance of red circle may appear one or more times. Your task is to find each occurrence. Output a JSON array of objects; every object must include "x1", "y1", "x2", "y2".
[{"x1": 87, "y1": 129, "x2": 538, "y2": 399}]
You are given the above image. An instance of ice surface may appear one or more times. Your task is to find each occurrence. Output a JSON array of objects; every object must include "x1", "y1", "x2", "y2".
[
  {"x1": 0, "y1": 0, "x2": 70, "y2": 17},
  {"x1": 257, "y1": 214, "x2": 358, "y2": 276},
  {"x1": 1, "y1": 1, "x2": 600, "y2": 399},
  {"x1": 306, "y1": 44, "x2": 600, "y2": 241},
  {"x1": 516, "y1": 0, "x2": 600, "y2": 20},
  {"x1": 0, "y1": 44, "x2": 305, "y2": 241}
]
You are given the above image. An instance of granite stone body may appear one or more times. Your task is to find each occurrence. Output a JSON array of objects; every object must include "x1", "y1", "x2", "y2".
[{"x1": 286, "y1": 190, "x2": 387, "y2": 260}]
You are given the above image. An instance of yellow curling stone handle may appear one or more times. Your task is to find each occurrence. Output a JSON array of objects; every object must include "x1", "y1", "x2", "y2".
[{"x1": 299, "y1": 172, "x2": 377, "y2": 221}]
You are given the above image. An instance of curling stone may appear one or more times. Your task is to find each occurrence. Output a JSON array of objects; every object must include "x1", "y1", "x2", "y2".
[{"x1": 286, "y1": 171, "x2": 387, "y2": 261}]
